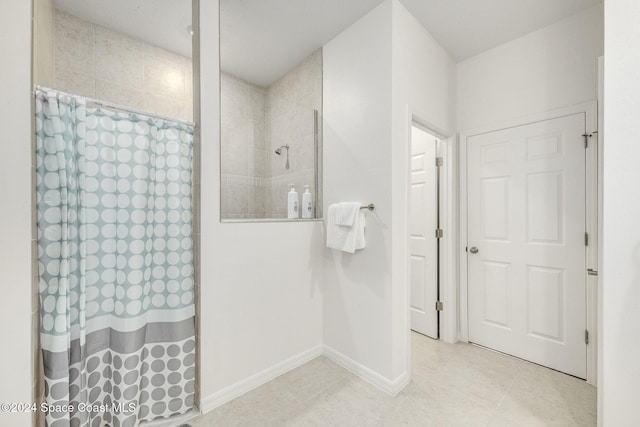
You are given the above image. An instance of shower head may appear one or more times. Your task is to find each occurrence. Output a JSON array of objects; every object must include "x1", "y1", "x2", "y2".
[{"x1": 275, "y1": 144, "x2": 289, "y2": 155}]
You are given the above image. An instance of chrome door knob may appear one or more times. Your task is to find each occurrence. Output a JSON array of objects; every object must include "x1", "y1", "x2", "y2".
[{"x1": 469, "y1": 246, "x2": 479, "y2": 254}]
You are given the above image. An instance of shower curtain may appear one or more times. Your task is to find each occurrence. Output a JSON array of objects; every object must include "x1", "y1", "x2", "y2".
[{"x1": 35, "y1": 88, "x2": 195, "y2": 427}]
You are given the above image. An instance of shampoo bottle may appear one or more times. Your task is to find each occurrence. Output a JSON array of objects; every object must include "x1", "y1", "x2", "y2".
[
  {"x1": 287, "y1": 184, "x2": 298, "y2": 219},
  {"x1": 302, "y1": 185, "x2": 313, "y2": 219}
]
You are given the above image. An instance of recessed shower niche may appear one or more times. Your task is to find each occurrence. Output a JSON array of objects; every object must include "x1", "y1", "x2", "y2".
[{"x1": 220, "y1": 1, "x2": 322, "y2": 221}]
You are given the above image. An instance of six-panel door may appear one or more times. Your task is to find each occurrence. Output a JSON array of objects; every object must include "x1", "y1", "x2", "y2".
[
  {"x1": 467, "y1": 114, "x2": 587, "y2": 378},
  {"x1": 410, "y1": 126, "x2": 439, "y2": 338}
]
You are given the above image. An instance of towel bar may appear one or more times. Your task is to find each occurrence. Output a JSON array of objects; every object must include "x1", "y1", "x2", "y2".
[{"x1": 360, "y1": 203, "x2": 375, "y2": 211}]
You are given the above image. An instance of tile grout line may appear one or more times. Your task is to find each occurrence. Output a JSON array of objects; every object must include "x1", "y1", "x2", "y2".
[{"x1": 485, "y1": 370, "x2": 520, "y2": 426}]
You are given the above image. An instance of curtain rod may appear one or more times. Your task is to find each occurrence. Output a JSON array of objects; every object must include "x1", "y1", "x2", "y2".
[{"x1": 34, "y1": 85, "x2": 196, "y2": 128}]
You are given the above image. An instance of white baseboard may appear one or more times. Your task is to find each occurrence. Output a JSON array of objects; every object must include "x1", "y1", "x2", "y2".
[
  {"x1": 322, "y1": 345, "x2": 409, "y2": 396},
  {"x1": 199, "y1": 345, "x2": 323, "y2": 413}
]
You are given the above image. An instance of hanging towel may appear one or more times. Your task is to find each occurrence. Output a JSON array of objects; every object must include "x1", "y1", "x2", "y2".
[
  {"x1": 334, "y1": 202, "x2": 361, "y2": 226},
  {"x1": 355, "y1": 209, "x2": 366, "y2": 250},
  {"x1": 326, "y1": 203, "x2": 366, "y2": 253}
]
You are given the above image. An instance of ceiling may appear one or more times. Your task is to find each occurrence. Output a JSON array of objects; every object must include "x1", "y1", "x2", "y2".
[
  {"x1": 220, "y1": 0, "x2": 385, "y2": 87},
  {"x1": 400, "y1": 0, "x2": 601, "y2": 61},
  {"x1": 53, "y1": 0, "x2": 601, "y2": 87}
]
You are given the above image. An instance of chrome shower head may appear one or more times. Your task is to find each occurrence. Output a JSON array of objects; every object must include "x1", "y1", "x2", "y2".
[{"x1": 275, "y1": 144, "x2": 289, "y2": 155}]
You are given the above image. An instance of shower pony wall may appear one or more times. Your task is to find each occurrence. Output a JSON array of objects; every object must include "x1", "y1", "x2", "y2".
[{"x1": 220, "y1": 49, "x2": 322, "y2": 219}]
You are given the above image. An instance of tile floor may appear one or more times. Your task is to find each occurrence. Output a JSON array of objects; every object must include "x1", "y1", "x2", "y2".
[{"x1": 188, "y1": 332, "x2": 596, "y2": 426}]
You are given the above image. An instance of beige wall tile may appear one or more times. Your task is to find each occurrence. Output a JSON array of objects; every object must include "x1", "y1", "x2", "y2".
[
  {"x1": 251, "y1": 120, "x2": 266, "y2": 151},
  {"x1": 55, "y1": 9, "x2": 94, "y2": 77},
  {"x1": 297, "y1": 134, "x2": 316, "y2": 171},
  {"x1": 296, "y1": 50, "x2": 323, "y2": 110},
  {"x1": 53, "y1": 8, "x2": 194, "y2": 124},
  {"x1": 221, "y1": 76, "x2": 248, "y2": 119},
  {"x1": 249, "y1": 86, "x2": 266, "y2": 121},
  {"x1": 252, "y1": 149, "x2": 267, "y2": 178},
  {"x1": 221, "y1": 130, "x2": 249, "y2": 176},
  {"x1": 226, "y1": 181, "x2": 249, "y2": 215},
  {"x1": 145, "y1": 55, "x2": 185, "y2": 100},
  {"x1": 95, "y1": 25, "x2": 145, "y2": 90},
  {"x1": 270, "y1": 182, "x2": 288, "y2": 217},
  {"x1": 55, "y1": 67, "x2": 95, "y2": 98},
  {"x1": 144, "y1": 92, "x2": 186, "y2": 122},
  {"x1": 95, "y1": 78, "x2": 144, "y2": 110},
  {"x1": 145, "y1": 43, "x2": 188, "y2": 66},
  {"x1": 220, "y1": 181, "x2": 229, "y2": 217},
  {"x1": 183, "y1": 102, "x2": 194, "y2": 123},
  {"x1": 267, "y1": 87, "x2": 295, "y2": 123},
  {"x1": 248, "y1": 185, "x2": 266, "y2": 216},
  {"x1": 185, "y1": 60, "x2": 194, "y2": 104}
]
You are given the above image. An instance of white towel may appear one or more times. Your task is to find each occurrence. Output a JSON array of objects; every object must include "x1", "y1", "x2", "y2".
[
  {"x1": 326, "y1": 203, "x2": 366, "y2": 253},
  {"x1": 334, "y1": 202, "x2": 361, "y2": 226}
]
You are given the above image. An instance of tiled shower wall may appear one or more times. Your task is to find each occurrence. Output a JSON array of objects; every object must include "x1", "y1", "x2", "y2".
[
  {"x1": 221, "y1": 49, "x2": 322, "y2": 219},
  {"x1": 266, "y1": 49, "x2": 322, "y2": 218},
  {"x1": 220, "y1": 73, "x2": 268, "y2": 219},
  {"x1": 54, "y1": 9, "x2": 193, "y2": 123}
]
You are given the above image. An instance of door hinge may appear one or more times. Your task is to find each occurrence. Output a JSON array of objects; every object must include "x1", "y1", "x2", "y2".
[
  {"x1": 435, "y1": 157, "x2": 443, "y2": 167},
  {"x1": 587, "y1": 269, "x2": 598, "y2": 276},
  {"x1": 435, "y1": 229, "x2": 443, "y2": 239},
  {"x1": 582, "y1": 133, "x2": 589, "y2": 148},
  {"x1": 435, "y1": 301, "x2": 444, "y2": 311},
  {"x1": 585, "y1": 232, "x2": 589, "y2": 246},
  {"x1": 585, "y1": 330, "x2": 589, "y2": 345},
  {"x1": 582, "y1": 131, "x2": 598, "y2": 148}
]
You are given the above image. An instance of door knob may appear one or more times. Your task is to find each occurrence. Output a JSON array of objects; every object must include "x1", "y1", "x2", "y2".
[{"x1": 469, "y1": 246, "x2": 479, "y2": 254}]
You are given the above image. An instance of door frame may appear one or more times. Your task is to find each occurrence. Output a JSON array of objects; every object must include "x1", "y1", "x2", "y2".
[
  {"x1": 458, "y1": 101, "x2": 598, "y2": 385},
  {"x1": 407, "y1": 110, "x2": 457, "y2": 345}
]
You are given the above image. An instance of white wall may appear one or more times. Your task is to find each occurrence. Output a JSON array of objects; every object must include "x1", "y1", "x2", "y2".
[
  {"x1": 457, "y1": 4, "x2": 603, "y2": 131},
  {"x1": 0, "y1": 0, "x2": 34, "y2": 425},
  {"x1": 322, "y1": 0, "x2": 456, "y2": 386},
  {"x1": 390, "y1": 0, "x2": 457, "y2": 377},
  {"x1": 322, "y1": 0, "x2": 394, "y2": 381},
  {"x1": 601, "y1": 0, "x2": 640, "y2": 424},
  {"x1": 199, "y1": 0, "x2": 323, "y2": 408}
]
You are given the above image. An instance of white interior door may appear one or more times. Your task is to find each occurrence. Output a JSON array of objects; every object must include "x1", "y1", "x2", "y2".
[
  {"x1": 410, "y1": 126, "x2": 439, "y2": 338},
  {"x1": 467, "y1": 114, "x2": 587, "y2": 378}
]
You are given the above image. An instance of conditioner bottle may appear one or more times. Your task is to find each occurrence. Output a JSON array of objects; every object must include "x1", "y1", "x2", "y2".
[
  {"x1": 287, "y1": 184, "x2": 298, "y2": 219},
  {"x1": 302, "y1": 185, "x2": 313, "y2": 219}
]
